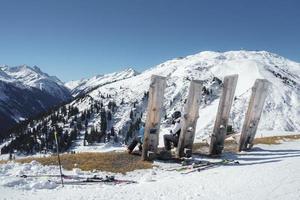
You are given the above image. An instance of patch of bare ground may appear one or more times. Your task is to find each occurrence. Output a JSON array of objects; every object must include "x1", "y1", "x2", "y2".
[
  {"x1": 2, "y1": 152, "x2": 152, "y2": 174},
  {"x1": 192, "y1": 134, "x2": 300, "y2": 154},
  {"x1": 253, "y1": 134, "x2": 300, "y2": 145}
]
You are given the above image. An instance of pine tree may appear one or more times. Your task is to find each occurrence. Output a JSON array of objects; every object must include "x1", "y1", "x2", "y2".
[
  {"x1": 107, "y1": 111, "x2": 112, "y2": 121},
  {"x1": 130, "y1": 110, "x2": 134, "y2": 120},
  {"x1": 110, "y1": 127, "x2": 115, "y2": 136},
  {"x1": 100, "y1": 109, "x2": 107, "y2": 135},
  {"x1": 84, "y1": 131, "x2": 88, "y2": 146},
  {"x1": 85, "y1": 119, "x2": 88, "y2": 128},
  {"x1": 81, "y1": 112, "x2": 86, "y2": 121}
]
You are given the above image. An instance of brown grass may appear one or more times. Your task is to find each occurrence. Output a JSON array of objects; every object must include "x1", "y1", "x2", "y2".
[
  {"x1": 253, "y1": 134, "x2": 300, "y2": 145},
  {"x1": 192, "y1": 140, "x2": 239, "y2": 154},
  {"x1": 4, "y1": 152, "x2": 152, "y2": 174},
  {"x1": 192, "y1": 134, "x2": 300, "y2": 154}
]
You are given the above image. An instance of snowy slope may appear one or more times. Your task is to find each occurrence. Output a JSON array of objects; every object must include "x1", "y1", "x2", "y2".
[
  {"x1": 1, "y1": 140, "x2": 300, "y2": 200},
  {"x1": 70, "y1": 50, "x2": 300, "y2": 147},
  {"x1": 65, "y1": 68, "x2": 139, "y2": 97}
]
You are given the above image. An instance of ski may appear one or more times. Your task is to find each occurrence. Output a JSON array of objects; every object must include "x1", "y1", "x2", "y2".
[
  {"x1": 52, "y1": 176, "x2": 137, "y2": 185},
  {"x1": 166, "y1": 159, "x2": 239, "y2": 172},
  {"x1": 181, "y1": 163, "x2": 217, "y2": 174},
  {"x1": 166, "y1": 161, "x2": 210, "y2": 171},
  {"x1": 180, "y1": 159, "x2": 240, "y2": 174},
  {"x1": 19, "y1": 174, "x2": 137, "y2": 185},
  {"x1": 19, "y1": 174, "x2": 85, "y2": 180}
]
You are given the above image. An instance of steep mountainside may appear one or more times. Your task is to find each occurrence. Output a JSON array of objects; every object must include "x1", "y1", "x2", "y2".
[
  {"x1": 2, "y1": 51, "x2": 300, "y2": 154},
  {"x1": 0, "y1": 65, "x2": 72, "y2": 138}
]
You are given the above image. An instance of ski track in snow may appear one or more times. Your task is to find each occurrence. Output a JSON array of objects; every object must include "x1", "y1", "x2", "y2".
[{"x1": 1, "y1": 140, "x2": 300, "y2": 200}]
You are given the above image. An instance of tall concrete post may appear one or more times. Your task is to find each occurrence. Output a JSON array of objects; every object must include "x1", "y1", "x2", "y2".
[
  {"x1": 176, "y1": 80, "x2": 203, "y2": 158},
  {"x1": 238, "y1": 79, "x2": 270, "y2": 151},
  {"x1": 141, "y1": 75, "x2": 166, "y2": 161},
  {"x1": 209, "y1": 74, "x2": 238, "y2": 155}
]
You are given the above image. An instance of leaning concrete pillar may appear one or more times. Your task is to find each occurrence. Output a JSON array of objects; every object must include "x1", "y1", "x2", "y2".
[
  {"x1": 238, "y1": 79, "x2": 270, "y2": 151},
  {"x1": 209, "y1": 74, "x2": 238, "y2": 155},
  {"x1": 176, "y1": 80, "x2": 203, "y2": 158},
  {"x1": 141, "y1": 75, "x2": 166, "y2": 161}
]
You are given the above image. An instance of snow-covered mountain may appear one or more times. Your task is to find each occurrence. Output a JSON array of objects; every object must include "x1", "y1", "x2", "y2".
[
  {"x1": 2, "y1": 50, "x2": 300, "y2": 153},
  {"x1": 71, "y1": 50, "x2": 300, "y2": 142},
  {"x1": 1, "y1": 65, "x2": 70, "y2": 101},
  {"x1": 77, "y1": 51, "x2": 300, "y2": 133},
  {"x1": 65, "y1": 68, "x2": 139, "y2": 97},
  {"x1": 0, "y1": 65, "x2": 72, "y2": 138}
]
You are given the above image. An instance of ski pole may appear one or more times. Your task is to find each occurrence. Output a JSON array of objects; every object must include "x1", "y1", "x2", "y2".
[{"x1": 54, "y1": 131, "x2": 64, "y2": 187}]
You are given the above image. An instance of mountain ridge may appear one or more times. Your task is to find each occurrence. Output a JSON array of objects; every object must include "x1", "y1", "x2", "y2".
[{"x1": 65, "y1": 67, "x2": 139, "y2": 97}]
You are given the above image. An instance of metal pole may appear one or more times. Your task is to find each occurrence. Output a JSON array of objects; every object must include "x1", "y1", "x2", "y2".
[{"x1": 54, "y1": 131, "x2": 64, "y2": 187}]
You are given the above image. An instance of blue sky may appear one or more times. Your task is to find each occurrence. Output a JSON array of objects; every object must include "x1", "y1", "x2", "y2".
[{"x1": 0, "y1": 0, "x2": 299, "y2": 81}]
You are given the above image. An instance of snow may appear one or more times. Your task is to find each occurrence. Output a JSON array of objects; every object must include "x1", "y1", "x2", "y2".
[
  {"x1": 1, "y1": 139, "x2": 300, "y2": 200},
  {"x1": 0, "y1": 160, "x2": 60, "y2": 190},
  {"x1": 72, "y1": 142, "x2": 126, "y2": 153}
]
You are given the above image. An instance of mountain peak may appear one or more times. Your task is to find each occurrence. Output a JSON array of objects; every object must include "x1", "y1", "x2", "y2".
[
  {"x1": 1, "y1": 64, "x2": 71, "y2": 100},
  {"x1": 123, "y1": 67, "x2": 140, "y2": 75},
  {"x1": 0, "y1": 64, "x2": 9, "y2": 70},
  {"x1": 0, "y1": 67, "x2": 11, "y2": 81},
  {"x1": 32, "y1": 65, "x2": 44, "y2": 74}
]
